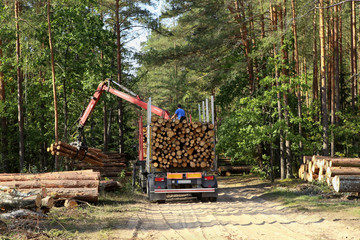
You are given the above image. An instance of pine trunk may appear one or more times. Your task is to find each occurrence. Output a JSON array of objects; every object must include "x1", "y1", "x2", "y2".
[
  {"x1": 351, "y1": 1, "x2": 357, "y2": 110},
  {"x1": 313, "y1": 7, "x2": 319, "y2": 103},
  {"x1": 270, "y1": 4, "x2": 285, "y2": 179},
  {"x1": 0, "y1": 39, "x2": 7, "y2": 172},
  {"x1": 115, "y1": 0, "x2": 124, "y2": 154},
  {"x1": 15, "y1": 0, "x2": 25, "y2": 172},
  {"x1": 291, "y1": 0, "x2": 302, "y2": 167},
  {"x1": 47, "y1": 0, "x2": 59, "y2": 170},
  {"x1": 319, "y1": 0, "x2": 329, "y2": 156},
  {"x1": 330, "y1": 0, "x2": 335, "y2": 157}
]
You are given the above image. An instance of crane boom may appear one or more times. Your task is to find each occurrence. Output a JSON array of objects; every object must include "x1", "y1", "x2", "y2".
[{"x1": 78, "y1": 79, "x2": 170, "y2": 128}]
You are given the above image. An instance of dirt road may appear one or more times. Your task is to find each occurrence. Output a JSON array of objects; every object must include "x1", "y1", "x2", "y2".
[{"x1": 110, "y1": 177, "x2": 360, "y2": 240}]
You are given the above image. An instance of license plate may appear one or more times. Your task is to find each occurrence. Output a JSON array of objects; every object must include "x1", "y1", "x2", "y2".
[{"x1": 177, "y1": 180, "x2": 191, "y2": 184}]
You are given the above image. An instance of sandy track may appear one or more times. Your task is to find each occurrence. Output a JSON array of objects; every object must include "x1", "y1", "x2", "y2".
[{"x1": 111, "y1": 177, "x2": 360, "y2": 240}]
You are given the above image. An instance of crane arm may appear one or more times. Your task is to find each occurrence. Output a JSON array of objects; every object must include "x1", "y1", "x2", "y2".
[{"x1": 78, "y1": 79, "x2": 170, "y2": 128}]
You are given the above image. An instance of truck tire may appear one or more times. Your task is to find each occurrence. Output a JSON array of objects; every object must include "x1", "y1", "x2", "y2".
[
  {"x1": 201, "y1": 197, "x2": 209, "y2": 202},
  {"x1": 209, "y1": 197, "x2": 217, "y2": 202}
]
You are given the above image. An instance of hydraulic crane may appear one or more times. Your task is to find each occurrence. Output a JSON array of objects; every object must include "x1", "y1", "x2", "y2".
[{"x1": 74, "y1": 78, "x2": 170, "y2": 149}]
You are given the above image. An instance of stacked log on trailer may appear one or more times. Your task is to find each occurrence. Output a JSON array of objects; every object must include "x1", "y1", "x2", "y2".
[
  {"x1": 144, "y1": 116, "x2": 215, "y2": 169},
  {"x1": 0, "y1": 170, "x2": 100, "y2": 203},
  {"x1": 47, "y1": 141, "x2": 104, "y2": 167},
  {"x1": 75, "y1": 152, "x2": 127, "y2": 179},
  {"x1": 299, "y1": 155, "x2": 360, "y2": 193}
]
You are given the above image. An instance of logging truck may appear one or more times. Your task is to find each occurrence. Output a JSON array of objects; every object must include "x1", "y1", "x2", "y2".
[{"x1": 75, "y1": 78, "x2": 218, "y2": 203}]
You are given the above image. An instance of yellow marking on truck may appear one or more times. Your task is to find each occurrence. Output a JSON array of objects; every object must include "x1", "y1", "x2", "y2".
[
  {"x1": 167, "y1": 173, "x2": 183, "y2": 179},
  {"x1": 186, "y1": 172, "x2": 202, "y2": 179}
]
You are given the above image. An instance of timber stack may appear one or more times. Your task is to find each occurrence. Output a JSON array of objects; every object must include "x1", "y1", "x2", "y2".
[
  {"x1": 75, "y1": 152, "x2": 127, "y2": 179},
  {"x1": 0, "y1": 186, "x2": 54, "y2": 219},
  {"x1": 47, "y1": 141, "x2": 104, "y2": 167},
  {"x1": 0, "y1": 170, "x2": 100, "y2": 203},
  {"x1": 144, "y1": 116, "x2": 215, "y2": 169},
  {"x1": 299, "y1": 155, "x2": 360, "y2": 193},
  {"x1": 217, "y1": 157, "x2": 251, "y2": 176}
]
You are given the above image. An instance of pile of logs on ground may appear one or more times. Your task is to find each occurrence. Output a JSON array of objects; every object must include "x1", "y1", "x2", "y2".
[
  {"x1": 0, "y1": 170, "x2": 100, "y2": 203},
  {"x1": 299, "y1": 155, "x2": 360, "y2": 193},
  {"x1": 75, "y1": 152, "x2": 127, "y2": 179},
  {"x1": 0, "y1": 186, "x2": 54, "y2": 219},
  {"x1": 217, "y1": 158, "x2": 251, "y2": 176},
  {"x1": 47, "y1": 141, "x2": 104, "y2": 167},
  {"x1": 144, "y1": 116, "x2": 215, "y2": 169}
]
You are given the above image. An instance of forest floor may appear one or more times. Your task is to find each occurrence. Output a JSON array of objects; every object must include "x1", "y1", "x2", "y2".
[{"x1": 2, "y1": 175, "x2": 360, "y2": 240}]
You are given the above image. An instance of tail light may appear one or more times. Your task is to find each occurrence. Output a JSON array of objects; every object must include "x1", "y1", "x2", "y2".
[
  {"x1": 155, "y1": 177, "x2": 165, "y2": 182},
  {"x1": 204, "y1": 176, "x2": 214, "y2": 181}
]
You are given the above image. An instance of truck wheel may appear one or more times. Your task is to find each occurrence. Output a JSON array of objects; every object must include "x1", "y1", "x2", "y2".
[
  {"x1": 196, "y1": 194, "x2": 202, "y2": 200},
  {"x1": 157, "y1": 200, "x2": 165, "y2": 204},
  {"x1": 209, "y1": 197, "x2": 217, "y2": 202},
  {"x1": 201, "y1": 197, "x2": 209, "y2": 202}
]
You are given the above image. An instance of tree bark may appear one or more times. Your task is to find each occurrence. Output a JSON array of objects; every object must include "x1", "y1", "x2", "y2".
[
  {"x1": 270, "y1": 4, "x2": 285, "y2": 179},
  {"x1": 326, "y1": 167, "x2": 360, "y2": 178},
  {"x1": 280, "y1": 1, "x2": 292, "y2": 178},
  {"x1": 291, "y1": 0, "x2": 302, "y2": 167},
  {"x1": 351, "y1": 1, "x2": 357, "y2": 110},
  {"x1": 47, "y1": 0, "x2": 59, "y2": 170},
  {"x1": 0, "y1": 39, "x2": 7, "y2": 172},
  {"x1": 103, "y1": 101, "x2": 108, "y2": 151},
  {"x1": 330, "y1": 0, "x2": 335, "y2": 157},
  {"x1": 332, "y1": 175, "x2": 360, "y2": 192},
  {"x1": 237, "y1": 0, "x2": 254, "y2": 94},
  {"x1": 313, "y1": 7, "x2": 319, "y2": 103},
  {"x1": 115, "y1": 0, "x2": 124, "y2": 154},
  {"x1": 319, "y1": 0, "x2": 329, "y2": 156},
  {"x1": 335, "y1": 4, "x2": 341, "y2": 125},
  {"x1": 0, "y1": 187, "x2": 41, "y2": 211},
  {"x1": 15, "y1": 0, "x2": 25, "y2": 172}
]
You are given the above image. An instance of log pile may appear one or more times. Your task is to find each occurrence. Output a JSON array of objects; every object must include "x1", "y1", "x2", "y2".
[
  {"x1": 47, "y1": 141, "x2": 104, "y2": 167},
  {"x1": 75, "y1": 152, "x2": 127, "y2": 179},
  {"x1": 144, "y1": 116, "x2": 215, "y2": 169},
  {"x1": 0, "y1": 186, "x2": 53, "y2": 219},
  {"x1": 0, "y1": 170, "x2": 100, "y2": 202},
  {"x1": 299, "y1": 155, "x2": 360, "y2": 193},
  {"x1": 217, "y1": 157, "x2": 251, "y2": 176}
]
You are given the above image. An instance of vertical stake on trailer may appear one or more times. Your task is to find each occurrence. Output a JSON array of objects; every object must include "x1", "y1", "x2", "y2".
[
  {"x1": 211, "y1": 96, "x2": 215, "y2": 125},
  {"x1": 202, "y1": 101, "x2": 205, "y2": 122},
  {"x1": 206, "y1": 98, "x2": 209, "y2": 123},
  {"x1": 146, "y1": 97, "x2": 152, "y2": 173},
  {"x1": 211, "y1": 95, "x2": 217, "y2": 171},
  {"x1": 198, "y1": 104, "x2": 201, "y2": 122}
]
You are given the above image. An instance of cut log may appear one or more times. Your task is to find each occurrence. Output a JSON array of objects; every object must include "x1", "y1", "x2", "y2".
[
  {"x1": 0, "y1": 179, "x2": 99, "y2": 189},
  {"x1": 0, "y1": 188, "x2": 41, "y2": 211},
  {"x1": 0, "y1": 209, "x2": 47, "y2": 219},
  {"x1": 20, "y1": 188, "x2": 99, "y2": 202},
  {"x1": 64, "y1": 199, "x2": 78, "y2": 209},
  {"x1": 218, "y1": 165, "x2": 251, "y2": 176},
  {"x1": 99, "y1": 180, "x2": 121, "y2": 192},
  {"x1": 326, "y1": 167, "x2": 360, "y2": 178},
  {"x1": 303, "y1": 156, "x2": 312, "y2": 164},
  {"x1": 55, "y1": 148, "x2": 103, "y2": 167},
  {"x1": 0, "y1": 170, "x2": 100, "y2": 181},
  {"x1": 332, "y1": 175, "x2": 360, "y2": 192},
  {"x1": 41, "y1": 196, "x2": 54, "y2": 209},
  {"x1": 329, "y1": 158, "x2": 360, "y2": 167}
]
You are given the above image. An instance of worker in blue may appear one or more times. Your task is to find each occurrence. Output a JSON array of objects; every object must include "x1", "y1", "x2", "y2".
[{"x1": 171, "y1": 104, "x2": 186, "y2": 122}]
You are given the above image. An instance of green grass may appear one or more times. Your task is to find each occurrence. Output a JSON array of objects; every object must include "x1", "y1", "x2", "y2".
[
  {"x1": 1, "y1": 177, "x2": 146, "y2": 240},
  {"x1": 263, "y1": 178, "x2": 360, "y2": 214}
]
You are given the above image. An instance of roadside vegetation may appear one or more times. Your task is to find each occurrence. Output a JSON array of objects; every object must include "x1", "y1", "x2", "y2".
[
  {"x1": 263, "y1": 178, "x2": 360, "y2": 216},
  {"x1": 1, "y1": 176, "x2": 146, "y2": 240}
]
